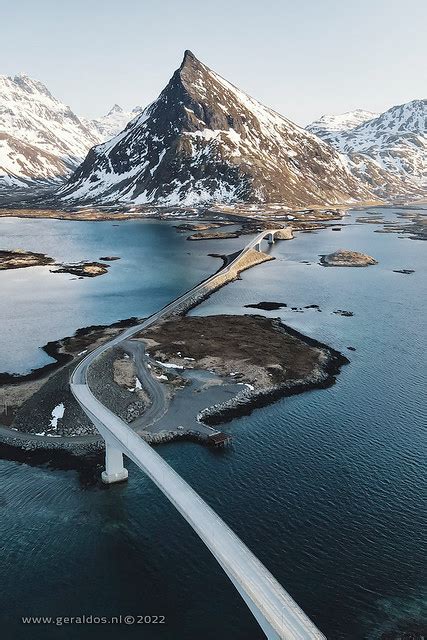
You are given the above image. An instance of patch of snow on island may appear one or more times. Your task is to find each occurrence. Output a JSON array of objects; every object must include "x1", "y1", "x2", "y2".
[
  {"x1": 156, "y1": 361, "x2": 184, "y2": 370},
  {"x1": 135, "y1": 377, "x2": 143, "y2": 390},
  {"x1": 50, "y1": 402, "x2": 65, "y2": 429}
]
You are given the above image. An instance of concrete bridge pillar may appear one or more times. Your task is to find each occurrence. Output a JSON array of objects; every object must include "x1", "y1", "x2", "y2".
[
  {"x1": 255, "y1": 242, "x2": 261, "y2": 252},
  {"x1": 102, "y1": 442, "x2": 129, "y2": 484},
  {"x1": 267, "y1": 232, "x2": 275, "y2": 245}
]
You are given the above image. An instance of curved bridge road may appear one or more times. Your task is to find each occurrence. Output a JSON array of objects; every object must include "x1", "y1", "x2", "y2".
[{"x1": 70, "y1": 229, "x2": 326, "y2": 640}]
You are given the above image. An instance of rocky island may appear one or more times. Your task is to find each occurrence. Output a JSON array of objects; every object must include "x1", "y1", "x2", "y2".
[
  {"x1": 320, "y1": 249, "x2": 378, "y2": 267},
  {"x1": 50, "y1": 261, "x2": 110, "y2": 277},
  {"x1": 0, "y1": 249, "x2": 113, "y2": 278},
  {"x1": 0, "y1": 249, "x2": 55, "y2": 270}
]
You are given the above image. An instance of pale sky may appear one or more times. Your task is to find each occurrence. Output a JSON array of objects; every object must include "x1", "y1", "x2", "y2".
[{"x1": 2, "y1": 0, "x2": 426, "y2": 125}]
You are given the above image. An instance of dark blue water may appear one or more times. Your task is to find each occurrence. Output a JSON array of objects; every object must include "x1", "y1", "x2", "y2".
[
  {"x1": 0, "y1": 217, "x2": 244, "y2": 373},
  {"x1": 0, "y1": 209, "x2": 426, "y2": 639}
]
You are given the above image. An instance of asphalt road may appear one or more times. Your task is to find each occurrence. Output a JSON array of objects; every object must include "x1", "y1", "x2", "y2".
[{"x1": 121, "y1": 340, "x2": 169, "y2": 430}]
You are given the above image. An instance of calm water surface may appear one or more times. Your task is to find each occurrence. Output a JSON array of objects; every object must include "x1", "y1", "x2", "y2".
[
  {"x1": 0, "y1": 208, "x2": 425, "y2": 639},
  {"x1": 0, "y1": 217, "x2": 243, "y2": 373}
]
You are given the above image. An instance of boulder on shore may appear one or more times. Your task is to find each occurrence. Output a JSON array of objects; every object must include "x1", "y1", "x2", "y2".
[{"x1": 320, "y1": 249, "x2": 378, "y2": 267}]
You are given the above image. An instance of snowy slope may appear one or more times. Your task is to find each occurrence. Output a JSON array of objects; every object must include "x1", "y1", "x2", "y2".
[
  {"x1": 0, "y1": 74, "x2": 102, "y2": 188},
  {"x1": 308, "y1": 100, "x2": 427, "y2": 194},
  {"x1": 307, "y1": 109, "x2": 378, "y2": 145},
  {"x1": 58, "y1": 51, "x2": 376, "y2": 207},
  {"x1": 85, "y1": 104, "x2": 143, "y2": 141}
]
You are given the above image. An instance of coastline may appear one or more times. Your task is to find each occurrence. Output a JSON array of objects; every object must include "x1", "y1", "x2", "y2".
[
  {"x1": 0, "y1": 199, "x2": 383, "y2": 221},
  {"x1": 0, "y1": 317, "x2": 349, "y2": 458},
  {"x1": 0, "y1": 220, "x2": 350, "y2": 459},
  {"x1": 0, "y1": 317, "x2": 142, "y2": 387}
]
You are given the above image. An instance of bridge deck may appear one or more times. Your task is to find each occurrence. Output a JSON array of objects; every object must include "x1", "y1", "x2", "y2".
[{"x1": 70, "y1": 227, "x2": 326, "y2": 640}]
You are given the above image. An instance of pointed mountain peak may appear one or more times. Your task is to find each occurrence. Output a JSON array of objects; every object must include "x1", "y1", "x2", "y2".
[
  {"x1": 180, "y1": 49, "x2": 203, "y2": 71},
  {"x1": 108, "y1": 104, "x2": 123, "y2": 115}
]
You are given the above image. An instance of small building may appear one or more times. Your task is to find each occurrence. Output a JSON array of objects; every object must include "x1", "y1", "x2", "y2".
[{"x1": 208, "y1": 432, "x2": 231, "y2": 448}]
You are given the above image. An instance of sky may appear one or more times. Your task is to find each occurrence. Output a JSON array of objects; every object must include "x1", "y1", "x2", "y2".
[{"x1": 1, "y1": 0, "x2": 426, "y2": 125}]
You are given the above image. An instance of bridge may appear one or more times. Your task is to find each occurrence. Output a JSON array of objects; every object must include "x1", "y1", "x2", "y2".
[
  {"x1": 254, "y1": 229, "x2": 279, "y2": 251},
  {"x1": 70, "y1": 228, "x2": 326, "y2": 639}
]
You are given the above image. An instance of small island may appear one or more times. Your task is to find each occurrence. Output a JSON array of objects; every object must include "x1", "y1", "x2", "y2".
[
  {"x1": 0, "y1": 249, "x2": 55, "y2": 270},
  {"x1": 187, "y1": 230, "x2": 240, "y2": 241},
  {"x1": 320, "y1": 249, "x2": 378, "y2": 267},
  {"x1": 244, "y1": 301, "x2": 287, "y2": 310},
  {"x1": 0, "y1": 249, "x2": 113, "y2": 278},
  {"x1": 50, "y1": 262, "x2": 110, "y2": 277}
]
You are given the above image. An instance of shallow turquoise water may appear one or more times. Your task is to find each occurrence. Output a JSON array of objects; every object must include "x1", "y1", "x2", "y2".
[{"x1": 0, "y1": 208, "x2": 425, "y2": 639}]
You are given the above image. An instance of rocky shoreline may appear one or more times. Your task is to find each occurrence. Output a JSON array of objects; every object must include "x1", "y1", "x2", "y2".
[
  {"x1": 0, "y1": 316, "x2": 141, "y2": 387},
  {"x1": 0, "y1": 224, "x2": 351, "y2": 460},
  {"x1": 195, "y1": 321, "x2": 348, "y2": 425},
  {"x1": 0, "y1": 312, "x2": 350, "y2": 458}
]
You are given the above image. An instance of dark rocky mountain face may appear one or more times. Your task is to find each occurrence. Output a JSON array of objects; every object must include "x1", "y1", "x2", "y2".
[{"x1": 58, "y1": 51, "x2": 376, "y2": 207}]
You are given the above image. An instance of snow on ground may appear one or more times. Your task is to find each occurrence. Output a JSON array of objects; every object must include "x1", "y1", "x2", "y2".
[
  {"x1": 156, "y1": 360, "x2": 184, "y2": 370},
  {"x1": 49, "y1": 402, "x2": 65, "y2": 429}
]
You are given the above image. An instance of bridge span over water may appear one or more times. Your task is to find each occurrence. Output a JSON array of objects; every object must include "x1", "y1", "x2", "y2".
[{"x1": 70, "y1": 228, "x2": 326, "y2": 640}]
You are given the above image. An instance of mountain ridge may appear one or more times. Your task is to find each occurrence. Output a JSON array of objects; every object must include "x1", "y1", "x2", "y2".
[
  {"x1": 307, "y1": 100, "x2": 427, "y2": 195},
  {"x1": 0, "y1": 74, "x2": 144, "y2": 190},
  {"x1": 0, "y1": 73, "x2": 101, "y2": 188},
  {"x1": 57, "y1": 50, "x2": 378, "y2": 207}
]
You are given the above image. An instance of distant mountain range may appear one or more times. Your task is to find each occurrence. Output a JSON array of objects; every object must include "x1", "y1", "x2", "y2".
[
  {"x1": 84, "y1": 104, "x2": 143, "y2": 142},
  {"x1": 306, "y1": 101, "x2": 426, "y2": 197},
  {"x1": 0, "y1": 57, "x2": 425, "y2": 206},
  {"x1": 307, "y1": 110, "x2": 379, "y2": 145},
  {"x1": 0, "y1": 74, "x2": 140, "y2": 189}
]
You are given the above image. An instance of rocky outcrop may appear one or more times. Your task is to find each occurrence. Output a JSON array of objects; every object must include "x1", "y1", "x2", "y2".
[
  {"x1": 320, "y1": 249, "x2": 378, "y2": 267},
  {"x1": 50, "y1": 261, "x2": 110, "y2": 277}
]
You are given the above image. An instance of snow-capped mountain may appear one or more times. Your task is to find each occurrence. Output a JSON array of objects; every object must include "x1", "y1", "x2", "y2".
[
  {"x1": 307, "y1": 109, "x2": 378, "y2": 145},
  {"x1": 85, "y1": 104, "x2": 143, "y2": 141},
  {"x1": 58, "y1": 51, "x2": 377, "y2": 207},
  {"x1": 0, "y1": 73, "x2": 102, "y2": 189},
  {"x1": 308, "y1": 100, "x2": 427, "y2": 195}
]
